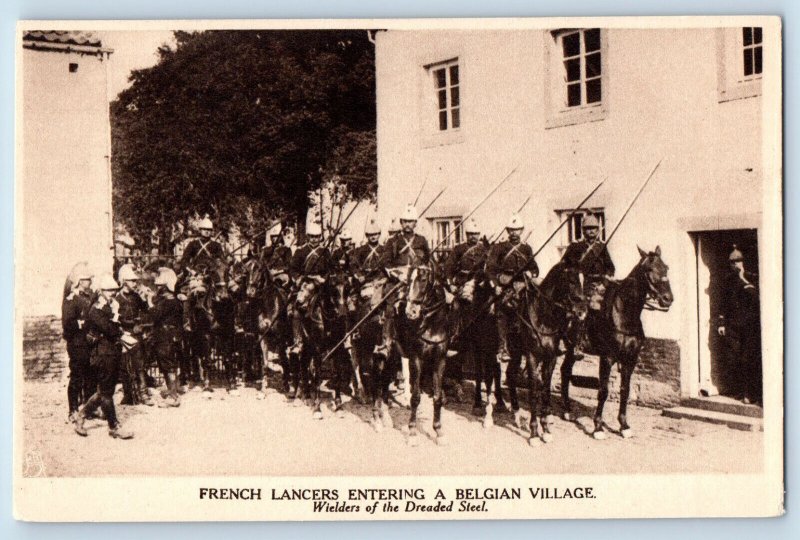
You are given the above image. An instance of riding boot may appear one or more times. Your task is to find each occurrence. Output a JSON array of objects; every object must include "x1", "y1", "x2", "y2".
[
  {"x1": 138, "y1": 371, "x2": 154, "y2": 406},
  {"x1": 289, "y1": 308, "x2": 304, "y2": 356},
  {"x1": 496, "y1": 310, "x2": 511, "y2": 362}
]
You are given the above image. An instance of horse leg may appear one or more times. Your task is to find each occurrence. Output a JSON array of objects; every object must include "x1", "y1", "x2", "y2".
[
  {"x1": 560, "y1": 345, "x2": 578, "y2": 421},
  {"x1": 540, "y1": 348, "x2": 558, "y2": 443},
  {"x1": 334, "y1": 353, "x2": 347, "y2": 417},
  {"x1": 432, "y1": 350, "x2": 447, "y2": 445},
  {"x1": 527, "y1": 354, "x2": 544, "y2": 446},
  {"x1": 618, "y1": 356, "x2": 637, "y2": 439},
  {"x1": 407, "y1": 354, "x2": 422, "y2": 446},
  {"x1": 312, "y1": 352, "x2": 323, "y2": 420},
  {"x1": 593, "y1": 356, "x2": 613, "y2": 439},
  {"x1": 472, "y1": 348, "x2": 484, "y2": 416},
  {"x1": 350, "y1": 343, "x2": 366, "y2": 404}
]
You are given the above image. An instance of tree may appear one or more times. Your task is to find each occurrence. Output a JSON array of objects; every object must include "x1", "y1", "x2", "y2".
[{"x1": 111, "y1": 29, "x2": 377, "y2": 252}]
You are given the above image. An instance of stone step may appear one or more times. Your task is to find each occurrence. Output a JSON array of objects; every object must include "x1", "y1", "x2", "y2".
[
  {"x1": 681, "y1": 397, "x2": 763, "y2": 418},
  {"x1": 662, "y1": 406, "x2": 763, "y2": 432}
]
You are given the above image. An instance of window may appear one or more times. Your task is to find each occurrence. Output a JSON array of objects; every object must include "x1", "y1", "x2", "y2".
[
  {"x1": 428, "y1": 59, "x2": 460, "y2": 132},
  {"x1": 742, "y1": 27, "x2": 763, "y2": 79},
  {"x1": 555, "y1": 208, "x2": 606, "y2": 253},
  {"x1": 544, "y1": 29, "x2": 608, "y2": 129},
  {"x1": 561, "y1": 29, "x2": 602, "y2": 107},
  {"x1": 429, "y1": 216, "x2": 462, "y2": 256}
]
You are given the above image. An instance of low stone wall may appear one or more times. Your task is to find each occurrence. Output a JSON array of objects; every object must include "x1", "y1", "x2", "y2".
[{"x1": 23, "y1": 316, "x2": 67, "y2": 381}]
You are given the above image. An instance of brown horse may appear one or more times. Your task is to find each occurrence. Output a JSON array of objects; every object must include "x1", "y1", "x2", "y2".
[
  {"x1": 561, "y1": 246, "x2": 673, "y2": 440},
  {"x1": 395, "y1": 265, "x2": 451, "y2": 446}
]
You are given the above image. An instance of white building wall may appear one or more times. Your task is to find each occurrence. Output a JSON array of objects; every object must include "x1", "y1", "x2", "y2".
[{"x1": 20, "y1": 47, "x2": 114, "y2": 316}]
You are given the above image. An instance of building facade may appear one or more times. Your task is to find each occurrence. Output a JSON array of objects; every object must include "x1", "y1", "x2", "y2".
[{"x1": 374, "y1": 27, "x2": 771, "y2": 406}]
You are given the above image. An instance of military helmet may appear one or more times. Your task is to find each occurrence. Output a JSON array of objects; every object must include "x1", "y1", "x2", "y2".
[
  {"x1": 400, "y1": 204, "x2": 418, "y2": 222},
  {"x1": 339, "y1": 228, "x2": 352, "y2": 241},
  {"x1": 365, "y1": 217, "x2": 381, "y2": 235},
  {"x1": 506, "y1": 214, "x2": 524, "y2": 230},
  {"x1": 69, "y1": 262, "x2": 93, "y2": 283},
  {"x1": 154, "y1": 267, "x2": 178, "y2": 292},
  {"x1": 198, "y1": 217, "x2": 214, "y2": 230},
  {"x1": 117, "y1": 264, "x2": 139, "y2": 283},
  {"x1": 97, "y1": 273, "x2": 120, "y2": 291},
  {"x1": 582, "y1": 214, "x2": 601, "y2": 229},
  {"x1": 464, "y1": 218, "x2": 480, "y2": 235},
  {"x1": 306, "y1": 221, "x2": 323, "y2": 237},
  {"x1": 388, "y1": 218, "x2": 401, "y2": 233},
  {"x1": 729, "y1": 245, "x2": 744, "y2": 262}
]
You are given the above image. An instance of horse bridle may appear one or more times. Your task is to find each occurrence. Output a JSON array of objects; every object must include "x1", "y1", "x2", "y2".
[{"x1": 639, "y1": 256, "x2": 670, "y2": 312}]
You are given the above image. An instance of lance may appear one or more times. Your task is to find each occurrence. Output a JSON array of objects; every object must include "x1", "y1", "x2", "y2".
[
  {"x1": 324, "y1": 198, "x2": 363, "y2": 250},
  {"x1": 417, "y1": 187, "x2": 446, "y2": 220},
  {"x1": 413, "y1": 177, "x2": 428, "y2": 207},
  {"x1": 579, "y1": 159, "x2": 663, "y2": 266},
  {"x1": 532, "y1": 178, "x2": 606, "y2": 257},
  {"x1": 319, "y1": 165, "x2": 517, "y2": 366},
  {"x1": 488, "y1": 188, "x2": 536, "y2": 244}
]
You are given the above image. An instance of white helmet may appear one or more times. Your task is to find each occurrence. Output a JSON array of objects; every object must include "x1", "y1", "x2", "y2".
[
  {"x1": 365, "y1": 218, "x2": 381, "y2": 235},
  {"x1": 506, "y1": 214, "x2": 524, "y2": 230},
  {"x1": 117, "y1": 264, "x2": 139, "y2": 283},
  {"x1": 464, "y1": 218, "x2": 480, "y2": 235},
  {"x1": 339, "y1": 228, "x2": 352, "y2": 241},
  {"x1": 198, "y1": 217, "x2": 213, "y2": 230},
  {"x1": 97, "y1": 273, "x2": 120, "y2": 291},
  {"x1": 69, "y1": 262, "x2": 93, "y2": 283},
  {"x1": 268, "y1": 222, "x2": 283, "y2": 236},
  {"x1": 582, "y1": 214, "x2": 600, "y2": 229},
  {"x1": 400, "y1": 204, "x2": 418, "y2": 222},
  {"x1": 154, "y1": 267, "x2": 178, "y2": 292},
  {"x1": 388, "y1": 218, "x2": 400, "y2": 233},
  {"x1": 306, "y1": 221, "x2": 323, "y2": 237}
]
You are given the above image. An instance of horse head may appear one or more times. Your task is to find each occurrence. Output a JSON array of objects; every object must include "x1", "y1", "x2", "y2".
[
  {"x1": 541, "y1": 262, "x2": 588, "y2": 321},
  {"x1": 636, "y1": 245, "x2": 674, "y2": 309},
  {"x1": 405, "y1": 265, "x2": 436, "y2": 321}
]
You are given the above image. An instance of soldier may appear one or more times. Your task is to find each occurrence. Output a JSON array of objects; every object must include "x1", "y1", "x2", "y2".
[
  {"x1": 288, "y1": 221, "x2": 331, "y2": 356},
  {"x1": 717, "y1": 245, "x2": 761, "y2": 405},
  {"x1": 74, "y1": 274, "x2": 133, "y2": 439},
  {"x1": 149, "y1": 267, "x2": 184, "y2": 408},
  {"x1": 350, "y1": 219, "x2": 385, "y2": 287},
  {"x1": 386, "y1": 218, "x2": 401, "y2": 242},
  {"x1": 486, "y1": 214, "x2": 539, "y2": 362},
  {"x1": 263, "y1": 223, "x2": 293, "y2": 288},
  {"x1": 560, "y1": 213, "x2": 615, "y2": 310},
  {"x1": 115, "y1": 264, "x2": 154, "y2": 406},
  {"x1": 62, "y1": 262, "x2": 96, "y2": 424},
  {"x1": 376, "y1": 204, "x2": 431, "y2": 358},
  {"x1": 181, "y1": 217, "x2": 225, "y2": 274},
  {"x1": 331, "y1": 228, "x2": 355, "y2": 271}
]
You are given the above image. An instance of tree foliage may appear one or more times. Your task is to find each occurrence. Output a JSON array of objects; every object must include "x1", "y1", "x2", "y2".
[{"x1": 111, "y1": 30, "x2": 377, "y2": 251}]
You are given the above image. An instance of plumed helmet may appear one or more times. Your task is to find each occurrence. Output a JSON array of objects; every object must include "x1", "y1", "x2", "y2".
[
  {"x1": 400, "y1": 204, "x2": 418, "y2": 222},
  {"x1": 117, "y1": 264, "x2": 139, "y2": 283},
  {"x1": 306, "y1": 221, "x2": 323, "y2": 237},
  {"x1": 268, "y1": 222, "x2": 283, "y2": 236},
  {"x1": 198, "y1": 217, "x2": 214, "y2": 230},
  {"x1": 154, "y1": 267, "x2": 178, "y2": 292},
  {"x1": 69, "y1": 262, "x2": 93, "y2": 283},
  {"x1": 506, "y1": 214, "x2": 524, "y2": 230},
  {"x1": 97, "y1": 273, "x2": 120, "y2": 291},
  {"x1": 464, "y1": 218, "x2": 480, "y2": 235},
  {"x1": 582, "y1": 214, "x2": 600, "y2": 229},
  {"x1": 365, "y1": 217, "x2": 381, "y2": 235},
  {"x1": 339, "y1": 228, "x2": 352, "y2": 241},
  {"x1": 729, "y1": 245, "x2": 744, "y2": 262},
  {"x1": 388, "y1": 218, "x2": 400, "y2": 233}
]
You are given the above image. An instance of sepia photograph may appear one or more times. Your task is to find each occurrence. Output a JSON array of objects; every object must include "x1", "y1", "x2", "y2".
[{"x1": 13, "y1": 17, "x2": 783, "y2": 521}]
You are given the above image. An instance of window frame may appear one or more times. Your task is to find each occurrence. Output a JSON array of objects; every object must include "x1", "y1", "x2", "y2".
[
  {"x1": 419, "y1": 55, "x2": 465, "y2": 148},
  {"x1": 428, "y1": 216, "x2": 463, "y2": 256},
  {"x1": 716, "y1": 27, "x2": 763, "y2": 103},
  {"x1": 554, "y1": 207, "x2": 607, "y2": 254},
  {"x1": 544, "y1": 28, "x2": 609, "y2": 129}
]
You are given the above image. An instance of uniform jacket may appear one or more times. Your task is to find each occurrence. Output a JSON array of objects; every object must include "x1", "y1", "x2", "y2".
[
  {"x1": 486, "y1": 240, "x2": 539, "y2": 285},
  {"x1": 349, "y1": 242, "x2": 385, "y2": 282},
  {"x1": 331, "y1": 244, "x2": 354, "y2": 270},
  {"x1": 62, "y1": 289, "x2": 93, "y2": 349},
  {"x1": 381, "y1": 232, "x2": 431, "y2": 268},
  {"x1": 115, "y1": 289, "x2": 148, "y2": 335},
  {"x1": 444, "y1": 240, "x2": 488, "y2": 282},
  {"x1": 561, "y1": 239, "x2": 615, "y2": 278},
  {"x1": 289, "y1": 243, "x2": 331, "y2": 280},
  {"x1": 150, "y1": 291, "x2": 183, "y2": 352},
  {"x1": 85, "y1": 300, "x2": 122, "y2": 358},
  {"x1": 181, "y1": 238, "x2": 225, "y2": 270},
  {"x1": 718, "y1": 269, "x2": 760, "y2": 330}
]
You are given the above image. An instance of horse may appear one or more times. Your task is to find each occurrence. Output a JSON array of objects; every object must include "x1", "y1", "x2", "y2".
[
  {"x1": 560, "y1": 246, "x2": 673, "y2": 440},
  {"x1": 209, "y1": 272, "x2": 238, "y2": 394},
  {"x1": 505, "y1": 262, "x2": 588, "y2": 446},
  {"x1": 320, "y1": 269, "x2": 355, "y2": 417},
  {"x1": 394, "y1": 265, "x2": 451, "y2": 446},
  {"x1": 349, "y1": 277, "x2": 394, "y2": 431}
]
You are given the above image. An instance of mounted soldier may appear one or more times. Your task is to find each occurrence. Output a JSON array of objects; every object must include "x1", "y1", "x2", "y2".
[
  {"x1": 62, "y1": 262, "x2": 96, "y2": 424},
  {"x1": 486, "y1": 214, "x2": 539, "y2": 362},
  {"x1": 386, "y1": 218, "x2": 401, "y2": 243},
  {"x1": 376, "y1": 204, "x2": 431, "y2": 358},
  {"x1": 349, "y1": 218, "x2": 386, "y2": 324},
  {"x1": 115, "y1": 264, "x2": 154, "y2": 406},
  {"x1": 287, "y1": 220, "x2": 331, "y2": 356},
  {"x1": 263, "y1": 222, "x2": 293, "y2": 288},
  {"x1": 331, "y1": 228, "x2": 355, "y2": 272},
  {"x1": 560, "y1": 213, "x2": 615, "y2": 311},
  {"x1": 181, "y1": 217, "x2": 225, "y2": 275}
]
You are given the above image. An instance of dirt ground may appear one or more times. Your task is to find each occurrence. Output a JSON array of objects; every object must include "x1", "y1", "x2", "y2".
[{"x1": 21, "y1": 377, "x2": 763, "y2": 477}]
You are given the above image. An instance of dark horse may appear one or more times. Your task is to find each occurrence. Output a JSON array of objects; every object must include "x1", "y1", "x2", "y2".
[
  {"x1": 322, "y1": 270, "x2": 355, "y2": 417},
  {"x1": 505, "y1": 263, "x2": 588, "y2": 445},
  {"x1": 560, "y1": 246, "x2": 673, "y2": 440},
  {"x1": 349, "y1": 278, "x2": 394, "y2": 431},
  {"x1": 395, "y1": 265, "x2": 451, "y2": 446}
]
